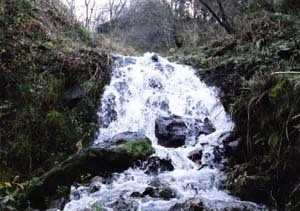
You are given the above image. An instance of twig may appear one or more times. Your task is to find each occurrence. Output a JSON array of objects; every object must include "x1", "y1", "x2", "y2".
[
  {"x1": 271, "y1": 71, "x2": 300, "y2": 75},
  {"x1": 292, "y1": 114, "x2": 300, "y2": 120}
]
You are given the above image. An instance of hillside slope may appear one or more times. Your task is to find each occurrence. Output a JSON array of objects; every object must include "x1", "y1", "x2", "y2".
[
  {"x1": 0, "y1": 0, "x2": 111, "y2": 185},
  {"x1": 172, "y1": 10, "x2": 300, "y2": 210}
]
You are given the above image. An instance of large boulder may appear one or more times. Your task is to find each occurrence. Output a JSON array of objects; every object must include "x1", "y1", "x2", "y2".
[
  {"x1": 155, "y1": 115, "x2": 216, "y2": 148},
  {"x1": 155, "y1": 115, "x2": 187, "y2": 147},
  {"x1": 21, "y1": 132, "x2": 154, "y2": 209}
]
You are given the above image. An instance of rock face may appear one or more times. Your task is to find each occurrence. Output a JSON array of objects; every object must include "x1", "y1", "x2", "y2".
[
  {"x1": 155, "y1": 115, "x2": 216, "y2": 148},
  {"x1": 21, "y1": 133, "x2": 154, "y2": 209}
]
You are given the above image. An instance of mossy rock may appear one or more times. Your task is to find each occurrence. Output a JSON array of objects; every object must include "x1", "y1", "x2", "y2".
[
  {"x1": 122, "y1": 139, "x2": 154, "y2": 157},
  {"x1": 20, "y1": 136, "x2": 154, "y2": 209}
]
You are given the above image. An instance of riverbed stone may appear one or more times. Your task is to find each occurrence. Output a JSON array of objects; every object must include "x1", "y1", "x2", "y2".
[
  {"x1": 144, "y1": 156, "x2": 174, "y2": 175},
  {"x1": 142, "y1": 186, "x2": 176, "y2": 200},
  {"x1": 90, "y1": 176, "x2": 103, "y2": 193},
  {"x1": 159, "y1": 187, "x2": 176, "y2": 200},
  {"x1": 188, "y1": 150, "x2": 203, "y2": 163},
  {"x1": 169, "y1": 199, "x2": 205, "y2": 211}
]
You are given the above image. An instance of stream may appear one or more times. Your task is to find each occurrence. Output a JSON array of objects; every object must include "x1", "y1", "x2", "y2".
[{"x1": 63, "y1": 53, "x2": 266, "y2": 211}]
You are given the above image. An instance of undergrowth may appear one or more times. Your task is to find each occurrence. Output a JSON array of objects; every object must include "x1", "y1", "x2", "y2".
[
  {"x1": 0, "y1": 0, "x2": 111, "y2": 204},
  {"x1": 171, "y1": 7, "x2": 300, "y2": 210}
]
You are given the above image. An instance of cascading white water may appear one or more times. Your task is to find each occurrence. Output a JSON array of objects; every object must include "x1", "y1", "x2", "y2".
[{"x1": 63, "y1": 53, "x2": 266, "y2": 211}]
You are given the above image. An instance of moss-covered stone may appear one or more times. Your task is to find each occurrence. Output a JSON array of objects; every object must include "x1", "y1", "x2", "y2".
[
  {"x1": 20, "y1": 138, "x2": 154, "y2": 209},
  {"x1": 122, "y1": 139, "x2": 154, "y2": 157}
]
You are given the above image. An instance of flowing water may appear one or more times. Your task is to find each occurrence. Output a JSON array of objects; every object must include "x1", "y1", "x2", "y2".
[{"x1": 63, "y1": 53, "x2": 266, "y2": 211}]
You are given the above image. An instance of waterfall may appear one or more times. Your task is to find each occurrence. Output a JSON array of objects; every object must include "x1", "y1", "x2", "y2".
[{"x1": 63, "y1": 53, "x2": 266, "y2": 211}]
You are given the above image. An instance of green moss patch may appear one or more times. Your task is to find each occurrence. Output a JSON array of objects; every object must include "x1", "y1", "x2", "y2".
[{"x1": 122, "y1": 139, "x2": 154, "y2": 158}]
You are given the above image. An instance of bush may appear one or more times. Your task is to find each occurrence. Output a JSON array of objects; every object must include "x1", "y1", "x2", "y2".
[{"x1": 75, "y1": 24, "x2": 94, "y2": 44}]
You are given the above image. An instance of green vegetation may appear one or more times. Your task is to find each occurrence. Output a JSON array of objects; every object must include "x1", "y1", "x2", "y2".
[
  {"x1": 91, "y1": 202, "x2": 103, "y2": 211},
  {"x1": 0, "y1": 0, "x2": 111, "y2": 198},
  {"x1": 0, "y1": 0, "x2": 299, "y2": 210},
  {"x1": 122, "y1": 139, "x2": 154, "y2": 157},
  {"x1": 170, "y1": 6, "x2": 300, "y2": 210},
  {"x1": 75, "y1": 23, "x2": 95, "y2": 44}
]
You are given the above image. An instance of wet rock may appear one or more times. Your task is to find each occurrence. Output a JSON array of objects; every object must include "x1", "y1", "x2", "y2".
[
  {"x1": 143, "y1": 187, "x2": 157, "y2": 197},
  {"x1": 142, "y1": 186, "x2": 176, "y2": 200},
  {"x1": 155, "y1": 115, "x2": 216, "y2": 148},
  {"x1": 90, "y1": 176, "x2": 104, "y2": 184},
  {"x1": 151, "y1": 54, "x2": 159, "y2": 62},
  {"x1": 130, "y1": 192, "x2": 143, "y2": 198},
  {"x1": 90, "y1": 176, "x2": 103, "y2": 193},
  {"x1": 198, "y1": 118, "x2": 216, "y2": 136},
  {"x1": 169, "y1": 199, "x2": 205, "y2": 211},
  {"x1": 188, "y1": 150, "x2": 203, "y2": 163},
  {"x1": 155, "y1": 115, "x2": 188, "y2": 148},
  {"x1": 144, "y1": 156, "x2": 174, "y2": 174},
  {"x1": 110, "y1": 131, "x2": 148, "y2": 145},
  {"x1": 112, "y1": 197, "x2": 139, "y2": 211},
  {"x1": 213, "y1": 146, "x2": 224, "y2": 163},
  {"x1": 159, "y1": 187, "x2": 176, "y2": 200},
  {"x1": 70, "y1": 186, "x2": 90, "y2": 201}
]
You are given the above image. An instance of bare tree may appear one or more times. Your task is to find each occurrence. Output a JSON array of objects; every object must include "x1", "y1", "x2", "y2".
[
  {"x1": 84, "y1": 0, "x2": 96, "y2": 29},
  {"x1": 198, "y1": 0, "x2": 235, "y2": 34},
  {"x1": 64, "y1": 0, "x2": 76, "y2": 21},
  {"x1": 107, "y1": 0, "x2": 128, "y2": 22},
  {"x1": 96, "y1": 0, "x2": 177, "y2": 51}
]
